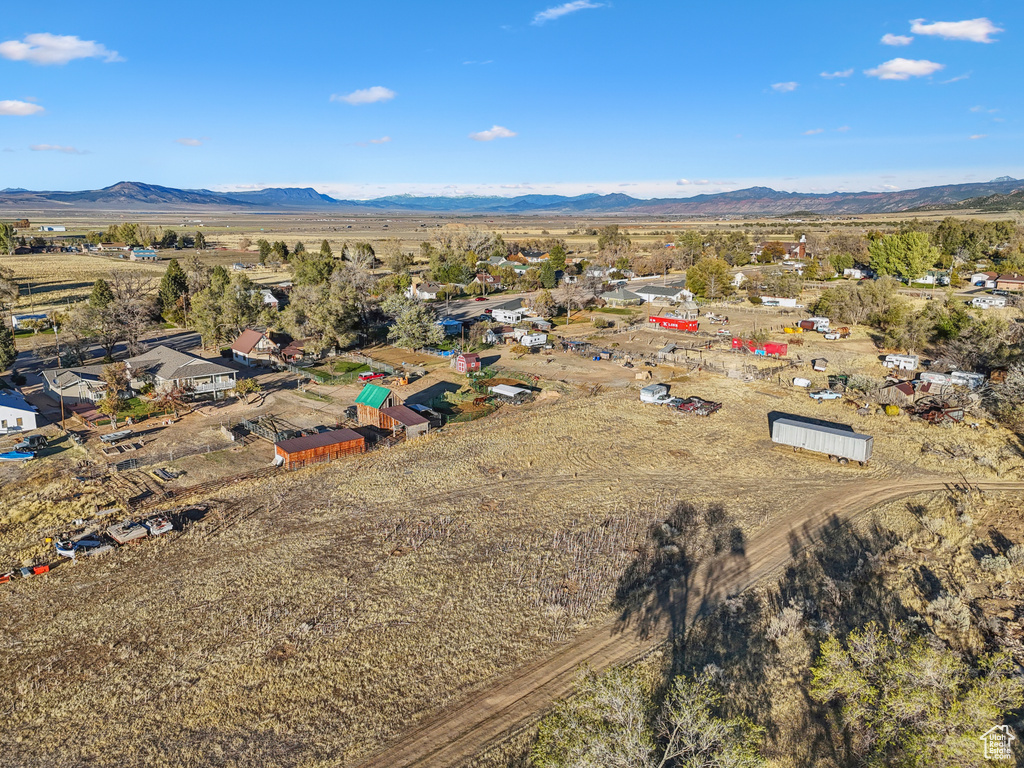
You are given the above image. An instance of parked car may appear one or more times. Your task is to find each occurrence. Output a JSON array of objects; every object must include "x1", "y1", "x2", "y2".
[
  {"x1": 358, "y1": 372, "x2": 387, "y2": 382},
  {"x1": 809, "y1": 389, "x2": 843, "y2": 401},
  {"x1": 666, "y1": 397, "x2": 685, "y2": 407},
  {"x1": 12, "y1": 434, "x2": 46, "y2": 454},
  {"x1": 483, "y1": 308, "x2": 493, "y2": 314},
  {"x1": 474, "y1": 296, "x2": 487, "y2": 302}
]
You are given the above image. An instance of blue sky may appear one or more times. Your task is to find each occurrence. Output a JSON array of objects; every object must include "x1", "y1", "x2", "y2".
[{"x1": 1, "y1": 1, "x2": 1021, "y2": 198}]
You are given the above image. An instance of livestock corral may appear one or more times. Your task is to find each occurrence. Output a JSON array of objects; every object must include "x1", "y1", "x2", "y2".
[{"x1": 1, "y1": 362, "x2": 1021, "y2": 767}]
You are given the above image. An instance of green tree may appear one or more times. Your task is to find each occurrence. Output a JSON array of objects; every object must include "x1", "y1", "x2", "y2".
[
  {"x1": 293, "y1": 240, "x2": 306, "y2": 255},
  {"x1": 0, "y1": 222, "x2": 16, "y2": 257},
  {"x1": 291, "y1": 252, "x2": 336, "y2": 287},
  {"x1": 381, "y1": 295, "x2": 444, "y2": 350},
  {"x1": 97, "y1": 363, "x2": 131, "y2": 429},
  {"x1": 319, "y1": 239, "x2": 333, "y2": 258},
  {"x1": 811, "y1": 622, "x2": 1023, "y2": 768},
  {"x1": 538, "y1": 261, "x2": 557, "y2": 289},
  {"x1": 234, "y1": 377, "x2": 262, "y2": 404},
  {"x1": 686, "y1": 257, "x2": 731, "y2": 299},
  {"x1": 158, "y1": 259, "x2": 189, "y2": 323},
  {"x1": 89, "y1": 278, "x2": 115, "y2": 309},
  {"x1": 597, "y1": 225, "x2": 631, "y2": 251},
  {"x1": 281, "y1": 276, "x2": 360, "y2": 354},
  {"x1": 0, "y1": 322, "x2": 15, "y2": 372},
  {"x1": 548, "y1": 243, "x2": 567, "y2": 271},
  {"x1": 194, "y1": 231, "x2": 207, "y2": 250},
  {"x1": 868, "y1": 232, "x2": 939, "y2": 282},
  {"x1": 257, "y1": 238, "x2": 272, "y2": 264},
  {"x1": 272, "y1": 241, "x2": 289, "y2": 261},
  {"x1": 674, "y1": 231, "x2": 705, "y2": 267},
  {"x1": 382, "y1": 238, "x2": 413, "y2": 273},
  {"x1": 117, "y1": 223, "x2": 140, "y2": 247}
]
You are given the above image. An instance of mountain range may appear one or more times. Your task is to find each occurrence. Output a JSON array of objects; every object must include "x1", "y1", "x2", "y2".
[{"x1": 1, "y1": 177, "x2": 1022, "y2": 216}]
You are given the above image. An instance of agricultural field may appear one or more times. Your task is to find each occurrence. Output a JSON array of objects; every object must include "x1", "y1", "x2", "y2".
[{"x1": 1, "y1": 370, "x2": 1022, "y2": 767}]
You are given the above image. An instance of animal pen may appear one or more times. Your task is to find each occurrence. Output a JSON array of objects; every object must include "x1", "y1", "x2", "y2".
[{"x1": 274, "y1": 429, "x2": 366, "y2": 470}]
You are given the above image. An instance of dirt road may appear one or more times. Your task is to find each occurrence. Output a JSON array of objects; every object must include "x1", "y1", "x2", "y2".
[{"x1": 352, "y1": 477, "x2": 1024, "y2": 768}]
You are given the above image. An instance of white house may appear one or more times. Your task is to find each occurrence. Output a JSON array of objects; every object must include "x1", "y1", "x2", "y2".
[
  {"x1": 759, "y1": 296, "x2": 797, "y2": 307},
  {"x1": 260, "y1": 289, "x2": 280, "y2": 310},
  {"x1": 632, "y1": 285, "x2": 689, "y2": 304},
  {"x1": 12, "y1": 313, "x2": 50, "y2": 331},
  {"x1": 231, "y1": 328, "x2": 280, "y2": 367},
  {"x1": 731, "y1": 272, "x2": 746, "y2": 288},
  {"x1": 843, "y1": 268, "x2": 866, "y2": 280},
  {"x1": 972, "y1": 296, "x2": 1007, "y2": 309},
  {"x1": 406, "y1": 281, "x2": 444, "y2": 301},
  {"x1": 0, "y1": 390, "x2": 39, "y2": 434}
]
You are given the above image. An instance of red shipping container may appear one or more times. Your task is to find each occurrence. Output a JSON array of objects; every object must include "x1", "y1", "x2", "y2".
[
  {"x1": 649, "y1": 316, "x2": 699, "y2": 332},
  {"x1": 31, "y1": 564, "x2": 49, "y2": 575}
]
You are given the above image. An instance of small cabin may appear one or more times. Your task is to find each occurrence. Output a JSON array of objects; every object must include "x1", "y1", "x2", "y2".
[{"x1": 455, "y1": 353, "x2": 481, "y2": 374}]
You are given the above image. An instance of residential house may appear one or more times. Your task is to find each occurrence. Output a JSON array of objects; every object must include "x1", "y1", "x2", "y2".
[
  {"x1": 281, "y1": 339, "x2": 308, "y2": 363},
  {"x1": 125, "y1": 345, "x2": 237, "y2": 400},
  {"x1": 12, "y1": 313, "x2": 50, "y2": 331},
  {"x1": 473, "y1": 273, "x2": 503, "y2": 291},
  {"x1": 844, "y1": 268, "x2": 867, "y2": 280},
  {"x1": 600, "y1": 287, "x2": 643, "y2": 307},
  {"x1": 41, "y1": 366, "x2": 109, "y2": 405},
  {"x1": 98, "y1": 242, "x2": 129, "y2": 252},
  {"x1": 996, "y1": 273, "x2": 1024, "y2": 292},
  {"x1": 43, "y1": 345, "x2": 237, "y2": 404},
  {"x1": 970, "y1": 271, "x2": 998, "y2": 288},
  {"x1": 406, "y1": 281, "x2": 444, "y2": 301},
  {"x1": 514, "y1": 250, "x2": 549, "y2": 264},
  {"x1": 915, "y1": 269, "x2": 950, "y2": 286},
  {"x1": 231, "y1": 328, "x2": 280, "y2": 367},
  {"x1": 130, "y1": 249, "x2": 161, "y2": 262},
  {"x1": 354, "y1": 383, "x2": 399, "y2": 427},
  {"x1": 259, "y1": 289, "x2": 280, "y2": 310},
  {"x1": 731, "y1": 272, "x2": 746, "y2": 288},
  {"x1": 632, "y1": 285, "x2": 689, "y2": 304},
  {"x1": 0, "y1": 390, "x2": 39, "y2": 434}
]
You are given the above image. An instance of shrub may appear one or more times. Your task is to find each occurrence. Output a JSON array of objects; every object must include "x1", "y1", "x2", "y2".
[
  {"x1": 748, "y1": 295, "x2": 763, "y2": 305},
  {"x1": 1006, "y1": 545, "x2": 1024, "y2": 565},
  {"x1": 592, "y1": 317, "x2": 613, "y2": 329},
  {"x1": 979, "y1": 555, "x2": 1010, "y2": 573}
]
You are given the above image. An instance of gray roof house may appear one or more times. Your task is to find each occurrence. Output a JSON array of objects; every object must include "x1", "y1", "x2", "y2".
[
  {"x1": 600, "y1": 287, "x2": 643, "y2": 306},
  {"x1": 43, "y1": 345, "x2": 237, "y2": 404},
  {"x1": 632, "y1": 285, "x2": 691, "y2": 304}
]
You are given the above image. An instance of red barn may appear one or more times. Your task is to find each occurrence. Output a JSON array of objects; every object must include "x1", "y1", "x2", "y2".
[
  {"x1": 274, "y1": 429, "x2": 365, "y2": 470},
  {"x1": 455, "y1": 353, "x2": 481, "y2": 374}
]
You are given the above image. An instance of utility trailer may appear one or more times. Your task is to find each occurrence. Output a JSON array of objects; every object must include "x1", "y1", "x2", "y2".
[{"x1": 771, "y1": 417, "x2": 872, "y2": 465}]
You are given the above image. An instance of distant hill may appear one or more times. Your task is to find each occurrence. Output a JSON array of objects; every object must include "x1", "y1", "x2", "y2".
[
  {"x1": 914, "y1": 187, "x2": 1024, "y2": 212},
  {"x1": 1, "y1": 177, "x2": 1021, "y2": 215}
]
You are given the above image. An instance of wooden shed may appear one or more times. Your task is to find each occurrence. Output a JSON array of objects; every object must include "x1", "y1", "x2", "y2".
[
  {"x1": 274, "y1": 428, "x2": 365, "y2": 470},
  {"x1": 455, "y1": 353, "x2": 481, "y2": 374},
  {"x1": 355, "y1": 383, "x2": 398, "y2": 427},
  {"x1": 379, "y1": 405, "x2": 430, "y2": 439}
]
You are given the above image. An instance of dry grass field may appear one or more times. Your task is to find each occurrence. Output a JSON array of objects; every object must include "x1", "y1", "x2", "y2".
[{"x1": 1, "y1": 374, "x2": 1022, "y2": 767}]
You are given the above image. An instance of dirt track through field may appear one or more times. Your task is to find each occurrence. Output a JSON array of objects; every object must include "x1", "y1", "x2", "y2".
[{"x1": 351, "y1": 477, "x2": 1024, "y2": 768}]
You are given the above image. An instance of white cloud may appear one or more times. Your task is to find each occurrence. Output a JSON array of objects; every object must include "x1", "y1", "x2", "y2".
[
  {"x1": 30, "y1": 144, "x2": 87, "y2": 154},
  {"x1": 864, "y1": 58, "x2": 944, "y2": 80},
  {"x1": 0, "y1": 99, "x2": 44, "y2": 116},
  {"x1": 910, "y1": 18, "x2": 1003, "y2": 43},
  {"x1": 330, "y1": 86, "x2": 396, "y2": 105},
  {"x1": 531, "y1": 1, "x2": 603, "y2": 25},
  {"x1": 941, "y1": 73, "x2": 971, "y2": 84},
  {"x1": 369, "y1": 136, "x2": 391, "y2": 144},
  {"x1": 175, "y1": 138, "x2": 203, "y2": 146},
  {"x1": 820, "y1": 69, "x2": 853, "y2": 78},
  {"x1": 0, "y1": 33, "x2": 122, "y2": 65},
  {"x1": 676, "y1": 179, "x2": 712, "y2": 186},
  {"x1": 881, "y1": 33, "x2": 914, "y2": 46},
  {"x1": 970, "y1": 106, "x2": 998, "y2": 113},
  {"x1": 802, "y1": 128, "x2": 825, "y2": 135},
  {"x1": 836, "y1": 125, "x2": 851, "y2": 132},
  {"x1": 469, "y1": 125, "x2": 517, "y2": 141},
  {"x1": 771, "y1": 81, "x2": 798, "y2": 93},
  {"x1": 969, "y1": 134, "x2": 987, "y2": 140}
]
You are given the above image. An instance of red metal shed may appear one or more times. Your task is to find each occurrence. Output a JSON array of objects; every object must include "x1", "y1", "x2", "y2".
[{"x1": 274, "y1": 428, "x2": 365, "y2": 470}]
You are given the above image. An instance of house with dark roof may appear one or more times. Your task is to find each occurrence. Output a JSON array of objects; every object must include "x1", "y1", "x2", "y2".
[
  {"x1": 406, "y1": 281, "x2": 445, "y2": 301},
  {"x1": 231, "y1": 328, "x2": 280, "y2": 367},
  {"x1": 996, "y1": 273, "x2": 1024, "y2": 292},
  {"x1": 600, "y1": 287, "x2": 643, "y2": 307}
]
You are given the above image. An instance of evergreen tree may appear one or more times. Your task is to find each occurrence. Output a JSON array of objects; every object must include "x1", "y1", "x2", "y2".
[
  {"x1": 194, "y1": 231, "x2": 207, "y2": 250},
  {"x1": 159, "y1": 259, "x2": 189, "y2": 323},
  {"x1": 89, "y1": 278, "x2": 115, "y2": 309},
  {"x1": 319, "y1": 239, "x2": 333, "y2": 258},
  {"x1": 0, "y1": 323, "x2": 16, "y2": 372},
  {"x1": 548, "y1": 243, "x2": 567, "y2": 271},
  {"x1": 293, "y1": 240, "x2": 307, "y2": 255}
]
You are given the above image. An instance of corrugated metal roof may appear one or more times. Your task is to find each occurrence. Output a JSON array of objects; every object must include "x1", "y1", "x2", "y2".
[
  {"x1": 379, "y1": 405, "x2": 429, "y2": 427},
  {"x1": 355, "y1": 383, "x2": 392, "y2": 408},
  {"x1": 275, "y1": 428, "x2": 363, "y2": 454}
]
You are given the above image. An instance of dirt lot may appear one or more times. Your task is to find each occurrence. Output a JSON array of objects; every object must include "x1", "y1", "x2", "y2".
[{"x1": 1, "y1": 368, "x2": 1022, "y2": 767}]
